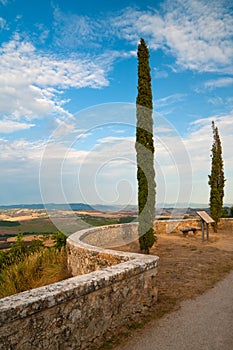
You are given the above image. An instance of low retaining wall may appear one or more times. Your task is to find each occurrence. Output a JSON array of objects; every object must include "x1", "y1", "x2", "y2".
[
  {"x1": 154, "y1": 218, "x2": 201, "y2": 234},
  {"x1": 154, "y1": 217, "x2": 233, "y2": 235},
  {"x1": 0, "y1": 223, "x2": 159, "y2": 350}
]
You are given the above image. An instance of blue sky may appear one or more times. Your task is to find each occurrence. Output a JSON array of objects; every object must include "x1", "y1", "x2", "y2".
[{"x1": 0, "y1": 0, "x2": 232, "y2": 207}]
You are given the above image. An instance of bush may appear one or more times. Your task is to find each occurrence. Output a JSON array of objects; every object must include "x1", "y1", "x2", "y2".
[
  {"x1": 52, "y1": 231, "x2": 67, "y2": 250},
  {"x1": 230, "y1": 206, "x2": 233, "y2": 218},
  {"x1": 119, "y1": 216, "x2": 136, "y2": 223},
  {"x1": 221, "y1": 208, "x2": 229, "y2": 218}
]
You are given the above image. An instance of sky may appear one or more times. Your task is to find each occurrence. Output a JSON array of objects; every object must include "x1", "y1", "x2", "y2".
[{"x1": 0, "y1": 0, "x2": 232, "y2": 208}]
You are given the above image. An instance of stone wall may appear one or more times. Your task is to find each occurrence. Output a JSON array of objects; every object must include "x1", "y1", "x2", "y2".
[
  {"x1": 154, "y1": 217, "x2": 233, "y2": 235},
  {"x1": 154, "y1": 218, "x2": 201, "y2": 234},
  {"x1": 0, "y1": 223, "x2": 159, "y2": 350},
  {"x1": 1, "y1": 217, "x2": 231, "y2": 349},
  {"x1": 218, "y1": 218, "x2": 233, "y2": 231}
]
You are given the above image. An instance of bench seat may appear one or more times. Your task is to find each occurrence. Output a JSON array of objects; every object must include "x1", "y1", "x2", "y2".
[{"x1": 180, "y1": 227, "x2": 199, "y2": 236}]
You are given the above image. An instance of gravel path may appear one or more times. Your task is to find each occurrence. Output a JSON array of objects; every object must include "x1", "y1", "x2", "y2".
[{"x1": 116, "y1": 270, "x2": 233, "y2": 350}]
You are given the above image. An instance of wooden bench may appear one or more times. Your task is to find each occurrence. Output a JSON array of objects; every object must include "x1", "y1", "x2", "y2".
[{"x1": 180, "y1": 227, "x2": 199, "y2": 237}]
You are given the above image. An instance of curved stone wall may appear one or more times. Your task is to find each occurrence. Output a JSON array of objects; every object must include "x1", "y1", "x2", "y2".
[
  {"x1": 1, "y1": 217, "x2": 231, "y2": 349},
  {"x1": 0, "y1": 223, "x2": 159, "y2": 350}
]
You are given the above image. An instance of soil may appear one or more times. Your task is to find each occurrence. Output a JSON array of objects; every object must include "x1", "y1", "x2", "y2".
[
  {"x1": 116, "y1": 228, "x2": 233, "y2": 310},
  {"x1": 105, "y1": 228, "x2": 233, "y2": 349}
]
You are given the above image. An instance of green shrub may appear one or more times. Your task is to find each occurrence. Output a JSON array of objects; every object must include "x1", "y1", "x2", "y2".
[{"x1": 52, "y1": 231, "x2": 67, "y2": 250}]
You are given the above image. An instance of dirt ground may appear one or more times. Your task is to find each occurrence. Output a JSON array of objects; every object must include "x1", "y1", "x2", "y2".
[
  {"x1": 105, "y1": 228, "x2": 233, "y2": 348},
  {"x1": 117, "y1": 228, "x2": 233, "y2": 306},
  {"x1": 153, "y1": 230, "x2": 233, "y2": 312}
]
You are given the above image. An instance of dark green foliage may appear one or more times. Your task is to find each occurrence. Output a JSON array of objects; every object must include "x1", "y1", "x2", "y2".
[
  {"x1": 136, "y1": 38, "x2": 156, "y2": 253},
  {"x1": 221, "y1": 207, "x2": 229, "y2": 218},
  {"x1": 80, "y1": 214, "x2": 137, "y2": 226},
  {"x1": 119, "y1": 216, "x2": 136, "y2": 223},
  {"x1": 230, "y1": 206, "x2": 233, "y2": 218},
  {"x1": 9, "y1": 234, "x2": 28, "y2": 259},
  {"x1": 208, "y1": 121, "x2": 225, "y2": 231},
  {"x1": 80, "y1": 214, "x2": 119, "y2": 227},
  {"x1": 52, "y1": 231, "x2": 67, "y2": 250},
  {"x1": 0, "y1": 220, "x2": 20, "y2": 227}
]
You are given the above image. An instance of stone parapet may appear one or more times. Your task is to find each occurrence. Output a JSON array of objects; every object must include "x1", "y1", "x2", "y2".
[{"x1": 0, "y1": 223, "x2": 159, "y2": 350}]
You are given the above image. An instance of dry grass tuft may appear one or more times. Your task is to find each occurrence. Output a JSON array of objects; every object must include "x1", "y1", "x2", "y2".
[{"x1": 0, "y1": 247, "x2": 70, "y2": 298}]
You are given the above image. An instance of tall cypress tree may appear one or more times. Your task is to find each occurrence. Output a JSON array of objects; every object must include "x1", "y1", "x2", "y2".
[
  {"x1": 136, "y1": 38, "x2": 156, "y2": 253},
  {"x1": 208, "y1": 121, "x2": 225, "y2": 232}
]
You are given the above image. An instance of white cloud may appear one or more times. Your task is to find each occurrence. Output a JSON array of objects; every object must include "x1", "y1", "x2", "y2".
[
  {"x1": 0, "y1": 36, "x2": 109, "y2": 120},
  {"x1": 0, "y1": 17, "x2": 7, "y2": 30},
  {"x1": 207, "y1": 96, "x2": 233, "y2": 109},
  {"x1": 53, "y1": 7, "x2": 103, "y2": 49},
  {"x1": 204, "y1": 77, "x2": 233, "y2": 89},
  {"x1": 154, "y1": 69, "x2": 168, "y2": 79},
  {"x1": 0, "y1": 119, "x2": 35, "y2": 133},
  {"x1": 96, "y1": 136, "x2": 132, "y2": 145},
  {"x1": 184, "y1": 114, "x2": 233, "y2": 203},
  {"x1": 112, "y1": 0, "x2": 233, "y2": 73},
  {"x1": 207, "y1": 96, "x2": 224, "y2": 106},
  {"x1": 0, "y1": 138, "x2": 48, "y2": 204},
  {"x1": 1, "y1": 112, "x2": 232, "y2": 205},
  {"x1": 0, "y1": 0, "x2": 9, "y2": 5},
  {"x1": 155, "y1": 93, "x2": 187, "y2": 108},
  {"x1": 0, "y1": 38, "x2": 108, "y2": 88},
  {"x1": 0, "y1": 138, "x2": 45, "y2": 161}
]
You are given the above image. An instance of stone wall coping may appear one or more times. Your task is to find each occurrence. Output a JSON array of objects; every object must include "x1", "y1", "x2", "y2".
[
  {"x1": 67, "y1": 222, "x2": 139, "y2": 257},
  {"x1": 0, "y1": 223, "x2": 159, "y2": 325},
  {"x1": 156, "y1": 218, "x2": 200, "y2": 222}
]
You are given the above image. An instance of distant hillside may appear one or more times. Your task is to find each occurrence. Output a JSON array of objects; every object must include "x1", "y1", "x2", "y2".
[
  {"x1": 0, "y1": 203, "x2": 94, "y2": 211},
  {"x1": 0, "y1": 202, "x2": 231, "y2": 211},
  {"x1": 92, "y1": 204, "x2": 137, "y2": 212},
  {"x1": 0, "y1": 203, "x2": 137, "y2": 212},
  {"x1": 156, "y1": 202, "x2": 209, "y2": 209}
]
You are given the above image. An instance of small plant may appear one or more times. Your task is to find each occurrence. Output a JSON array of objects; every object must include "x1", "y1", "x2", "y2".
[{"x1": 52, "y1": 231, "x2": 67, "y2": 250}]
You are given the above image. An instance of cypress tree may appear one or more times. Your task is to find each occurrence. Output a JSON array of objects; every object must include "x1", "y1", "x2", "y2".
[
  {"x1": 136, "y1": 38, "x2": 156, "y2": 253},
  {"x1": 208, "y1": 121, "x2": 225, "y2": 232}
]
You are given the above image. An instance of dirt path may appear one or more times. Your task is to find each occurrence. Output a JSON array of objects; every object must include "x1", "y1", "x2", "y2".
[
  {"x1": 110, "y1": 229, "x2": 233, "y2": 350},
  {"x1": 115, "y1": 269, "x2": 233, "y2": 350}
]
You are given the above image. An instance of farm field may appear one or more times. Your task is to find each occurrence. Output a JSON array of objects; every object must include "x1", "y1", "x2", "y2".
[{"x1": 0, "y1": 209, "x2": 137, "y2": 249}]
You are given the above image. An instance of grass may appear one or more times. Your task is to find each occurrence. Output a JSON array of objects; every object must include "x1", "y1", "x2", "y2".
[
  {"x1": 0, "y1": 217, "x2": 58, "y2": 237},
  {"x1": 0, "y1": 247, "x2": 70, "y2": 298}
]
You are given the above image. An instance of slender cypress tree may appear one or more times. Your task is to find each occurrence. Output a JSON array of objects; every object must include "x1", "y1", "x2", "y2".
[
  {"x1": 208, "y1": 121, "x2": 225, "y2": 232},
  {"x1": 136, "y1": 38, "x2": 156, "y2": 253}
]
